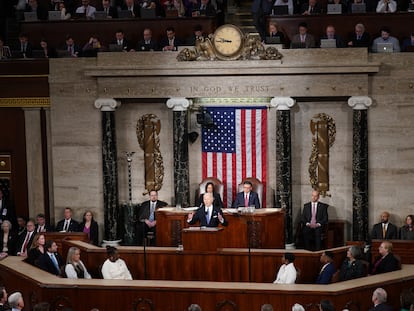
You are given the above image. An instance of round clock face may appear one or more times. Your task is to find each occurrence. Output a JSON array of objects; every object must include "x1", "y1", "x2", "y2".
[{"x1": 213, "y1": 24, "x2": 244, "y2": 60}]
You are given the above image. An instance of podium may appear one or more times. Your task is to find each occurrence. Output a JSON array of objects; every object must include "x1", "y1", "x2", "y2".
[{"x1": 182, "y1": 227, "x2": 224, "y2": 252}]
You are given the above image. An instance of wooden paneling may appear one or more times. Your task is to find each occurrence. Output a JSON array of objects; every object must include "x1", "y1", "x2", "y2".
[{"x1": 371, "y1": 239, "x2": 414, "y2": 264}]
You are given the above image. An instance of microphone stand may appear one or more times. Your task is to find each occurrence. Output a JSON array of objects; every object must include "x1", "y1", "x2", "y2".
[{"x1": 142, "y1": 219, "x2": 147, "y2": 280}]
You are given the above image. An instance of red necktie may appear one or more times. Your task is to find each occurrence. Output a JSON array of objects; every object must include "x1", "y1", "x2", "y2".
[
  {"x1": 244, "y1": 194, "x2": 249, "y2": 207},
  {"x1": 21, "y1": 232, "x2": 30, "y2": 253}
]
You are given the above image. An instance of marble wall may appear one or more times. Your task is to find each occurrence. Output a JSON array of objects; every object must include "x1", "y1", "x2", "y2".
[{"x1": 48, "y1": 51, "x2": 414, "y2": 243}]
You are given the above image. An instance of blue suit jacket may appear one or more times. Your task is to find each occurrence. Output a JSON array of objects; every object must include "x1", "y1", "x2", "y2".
[
  {"x1": 316, "y1": 262, "x2": 336, "y2": 284},
  {"x1": 188, "y1": 205, "x2": 228, "y2": 227},
  {"x1": 232, "y1": 191, "x2": 260, "y2": 209}
]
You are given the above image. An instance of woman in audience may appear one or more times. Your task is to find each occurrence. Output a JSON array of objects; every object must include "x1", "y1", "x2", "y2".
[
  {"x1": 1, "y1": 220, "x2": 16, "y2": 258},
  {"x1": 27, "y1": 233, "x2": 45, "y2": 265},
  {"x1": 273, "y1": 252, "x2": 297, "y2": 284},
  {"x1": 266, "y1": 22, "x2": 285, "y2": 45},
  {"x1": 196, "y1": 182, "x2": 223, "y2": 209},
  {"x1": 58, "y1": 2, "x2": 71, "y2": 20},
  {"x1": 101, "y1": 246, "x2": 132, "y2": 280},
  {"x1": 78, "y1": 210, "x2": 99, "y2": 246},
  {"x1": 65, "y1": 246, "x2": 91, "y2": 279},
  {"x1": 82, "y1": 35, "x2": 105, "y2": 57},
  {"x1": 39, "y1": 39, "x2": 57, "y2": 58},
  {"x1": 339, "y1": 245, "x2": 365, "y2": 281},
  {"x1": 400, "y1": 215, "x2": 414, "y2": 240}
]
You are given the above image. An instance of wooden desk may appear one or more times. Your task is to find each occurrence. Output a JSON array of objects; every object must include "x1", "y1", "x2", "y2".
[
  {"x1": 156, "y1": 208, "x2": 285, "y2": 249},
  {"x1": 43, "y1": 232, "x2": 88, "y2": 257},
  {"x1": 2, "y1": 256, "x2": 414, "y2": 311},
  {"x1": 182, "y1": 227, "x2": 224, "y2": 252}
]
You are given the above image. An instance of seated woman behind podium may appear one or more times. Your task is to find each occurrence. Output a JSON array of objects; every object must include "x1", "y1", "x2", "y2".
[
  {"x1": 195, "y1": 182, "x2": 223, "y2": 209},
  {"x1": 65, "y1": 246, "x2": 91, "y2": 279},
  {"x1": 101, "y1": 246, "x2": 132, "y2": 280}
]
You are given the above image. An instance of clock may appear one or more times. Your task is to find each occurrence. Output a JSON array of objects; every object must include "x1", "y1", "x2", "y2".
[{"x1": 212, "y1": 24, "x2": 245, "y2": 60}]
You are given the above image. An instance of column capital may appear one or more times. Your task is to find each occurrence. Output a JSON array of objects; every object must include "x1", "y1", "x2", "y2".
[
  {"x1": 270, "y1": 97, "x2": 296, "y2": 110},
  {"x1": 166, "y1": 97, "x2": 191, "y2": 111},
  {"x1": 94, "y1": 98, "x2": 121, "y2": 111},
  {"x1": 348, "y1": 96, "x2": 372, "y2": 110}
]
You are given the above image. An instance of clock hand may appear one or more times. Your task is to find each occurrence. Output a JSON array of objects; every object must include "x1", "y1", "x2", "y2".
[{"x1": 218, "y1": 37, "x2": 233, "y2": 43}]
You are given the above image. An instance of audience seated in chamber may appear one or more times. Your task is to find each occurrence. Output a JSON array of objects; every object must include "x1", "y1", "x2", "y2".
[
  {"x1": 65, "y1": 246, "x2": 92, "y2": 279},
  {"x1": 101, "y1": 246, "x2": 133, "y2": 280}
]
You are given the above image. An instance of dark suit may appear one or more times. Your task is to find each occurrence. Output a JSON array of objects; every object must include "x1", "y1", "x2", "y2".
[
  {"x1": 78, "y1": 220, "x2": 99, "y2": 246},
  {"x1": 320, "y1": 34, "x2": 345, "y2": 48},
  {"x1": 348, "y1": 32, "x2": 371, "y2": 48},
  {"x1": 110, "y1": 38, "x2": 133, "y2": 51},
  {"x1": 339, "y1": 258, "x2": 365, "y2": 281},
  {"x1": 55, "y1": 218, "x2": 79, "y2": 232},
  {"x1": 300, "y1": 2, "x2": 322, "y2": 13},
  {"x1": 188, "y1": 205, "x2": 228, "y2": 227},
  {"x1": 137, "y1": 39, "x2": 159, "y2": 51},
  {"x1": 232, "y1": 191, "x2": 260, "y2": 209},
  {"x1": 137, "y1": 200, "x2": 168, "y2": 245},
  {"x1": 197, "y1": 3, "x2": 216, "y2": 16},
  {"x1": 301, "y1": 201, "x2": 328, "y2": 251},
  {"x1": 290, "y1": 33, "x2": 316, "y2": 48},
  {"x1": 368, "y1": 303, "x2": 394, "y2": 311},
  {"x1": 62, "y1": 44, "x2": 82, "y2": 57},
  {"x1": 101, "y1": 5, "x2": 118, "y2": 18},
  {"x1": 316, "y1": 261, "x2": 335, "y2": 284},
  {"x1": 121, "y1": 4, "x2": 140, "y2": 17},
  {"x1": 14, "y1": 230, "x2": 36, "y2": 255},
  {"x1": 0, "y1": 197, "x2": 17, "y2": 228},
  {"x1": 371, "y1": 222, "x2": 398, "y2": 240},
  {"x1": 37, "y1": 251, "x2": 64, "y2": 276},
  {"x1": 196, "y1": 192, "x2": 223, "y2": 209},
  {"x1": 35, "y1": 223, "x2": 53, "y2": 233},
  {"x1": 371, "y1": 253, "x2": 399, "y2": 274},
  {"x1": 252, "y1": 0, "x2": 273, "y2": 40},
  {"x1": 159, "y1": 37, "x2": 183, "y2": 51}
]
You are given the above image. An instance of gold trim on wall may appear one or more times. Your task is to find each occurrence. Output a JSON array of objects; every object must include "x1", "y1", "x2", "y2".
[
  {"x1": 0, "y1": 155, "x2": 11, "y2": 174},
  {"x1": 0, "y1": 97, "x2": 50, "y2": 108}
]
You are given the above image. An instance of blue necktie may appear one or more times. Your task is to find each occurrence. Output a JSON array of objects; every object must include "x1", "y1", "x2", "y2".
[{"x1": 50, "y1": 253, "x2": 60, "y2": 274}]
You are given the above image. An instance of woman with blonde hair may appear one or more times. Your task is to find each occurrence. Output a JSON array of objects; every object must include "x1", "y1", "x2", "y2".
[{"x1": 65, "y1": 246, "x2": 91, "y2": 279}]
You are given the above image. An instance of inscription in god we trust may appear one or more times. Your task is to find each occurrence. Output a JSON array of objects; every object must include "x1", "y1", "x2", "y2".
[{"x1": 190, "y1": 85, "x2": 270, "y2": 95}]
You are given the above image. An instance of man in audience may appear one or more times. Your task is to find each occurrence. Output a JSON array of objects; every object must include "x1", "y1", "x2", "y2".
[
  {"x1": 37, "y1": 240, "x2": 64, "y2": 276},
  {"x1": 7, "y1": 292, "x2": 24, "y2": 311},
  {"x1": 0, "y1": 285, "x2": 8, "y2": 310},
  {"x1": 111, "y1": 29, "x2": 133, "y2": 51},
  {"x1": 316, "y1": 251, "x2": 336, "y2": 284},
  {"x1": 35, "y1": 213, "x2": 53, "y2": 233},
  {"x1": 16, "y1": 33, "x2": 33, "y2": 58},
  {"x1": 185, "y1": 24, "x2": 206, "y2": 46},
  {"x1": 75, "y1": 0, "x2": 97, "y2": 18},
  {"x1": 369, "y1": 288, "x2": 394, "y2": 311},
  {"x1": 274, "y1": 0, "x2": 294, "y2": 15},
  {"x1": 187, "y1": 192, "x2": 227, "y2": 227},
  {"x1": 25, "y1": 0, "x2": 48, "y2": 20},
  {"x1": 371, "y1": 241, "x2": 399, "y2": 274},
  {"x1": 347, "y1": 23, "x2": 371, "y2": 48},
  {"x1": 138, "y1": 190, "x2": 168, "y2": 245},
  {"x1": 101, "y1": 0, "x2": 118, "y2": 17},
  {"x1": 63, "y1": 35, "x2": 81, "y2": 57},
  {"x1": 232, "y1": 180, "x2": 261, "y2": 209},
  {"x1": 320, "y1": 25, "x2": 345, "y2": 48},
  {"x1": 15, "y1": 218, "x2": 36, "y2": 256},
  {"x1": 376, "y1": 0, "x2": 397, "y2": 12},
  {"x1": 160, "y1": 26, "x2": 183, "y2": 51},
  {"x1": 290, "y1": 22, "x2": 316, "y2": 48},
  {"x1": 55, "y1": 207, "x2": 79, "y2": 232},
  {"x1": 301, "y1": 0, "x2": 322, "y2": 14},
  {"x1": 121, "y1": 0, "x2": 140, "y2": 17},
  {"x1": 372, "y1": 27, "x2": 400, "y2": 53},
  {"x1": 301, "y1": 190, "x2": 328, "y2": 251},
  {"x1": 402, "y1": 33, "x2": 414, "y2": 52},
  {"x1": 196, "y1": 0, "x2": 216, "y2": 16},
  {"x1": 261, "y1": 304, "x2": 274, "y2": 311},
  {"x1": 371, "y1": 211, "x2": 398, "y2": 240},
  {"x1": 137, "y1": 28, "x2": 159, "y2": 51}
]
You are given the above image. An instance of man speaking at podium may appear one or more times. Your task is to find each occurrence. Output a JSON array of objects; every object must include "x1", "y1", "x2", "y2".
[{"x1": 187, "y1": 193, "x2": 228, "y2": 227}]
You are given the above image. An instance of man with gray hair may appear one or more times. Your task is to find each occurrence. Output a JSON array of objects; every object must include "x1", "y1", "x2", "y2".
[
  {"x1": 8, "y1": 291, "x2": 24, "y2": 310},
  {"x1": 261, "y1": 304, "x2": 274, "y2": 311},
  {"x1": 369, "y1": 288, "x2": 393, "y2": 311},
  {"x1": 188, "y1": 304, "x2": 202, "y2": 311}
]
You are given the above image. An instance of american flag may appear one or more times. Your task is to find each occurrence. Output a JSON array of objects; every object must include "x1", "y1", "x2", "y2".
[{"x1": 202, "y1": 106, "x2": 267, "y2": 208}]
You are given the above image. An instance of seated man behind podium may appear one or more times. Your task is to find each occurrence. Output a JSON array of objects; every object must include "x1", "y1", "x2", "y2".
[
  {"x1": 371, "y1": 211, "x2": 398, "y2": 240},
  {"x1": 232, "y1": 180, "x2": 261, "y2": 209},
  {"x1": 301, "y1": 190, "x2": 328, "y2": 251},
  {"x1": 138, "y1": 190, "x2": 168, "y2": 243},
  {"x1": 188, "y1": 193, "x2": 227, "y2": 227}
]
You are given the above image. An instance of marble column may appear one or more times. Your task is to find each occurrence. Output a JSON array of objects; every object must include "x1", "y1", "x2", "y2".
[
  {"x1": 94, "y1": 98, "x2": 121, "y2": 242},
  {"x1": 166, "y1": 97, "x2": 191, "y2": 207},
  {"x1": 270, "y1": 97, "x2": 295, "y2": 246},
  {"x1": 348, "y1": 96, "x2": 372, "y2": 242}
]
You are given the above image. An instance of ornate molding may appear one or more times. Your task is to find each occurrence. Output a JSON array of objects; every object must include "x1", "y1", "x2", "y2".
[
  {"x1": 348, "y1": 96, "x2": 372, "y2": 110},
  {"x1": 94, "y1": 98, "x2": 121, "y2": 111},
  {"x1": 0, "y1": 97, "x2": 50, "y2": 108},
  {"x1": 270, "y1": 97, "x2": 296, "y2": 110},
  {"x1": 166, "y1": 97, "x2": 191, "y2": 111}
]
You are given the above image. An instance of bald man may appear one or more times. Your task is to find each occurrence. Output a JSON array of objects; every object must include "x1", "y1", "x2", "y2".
[{"x1": 371, "y1": 211, "x2": 398, "y2": 240}]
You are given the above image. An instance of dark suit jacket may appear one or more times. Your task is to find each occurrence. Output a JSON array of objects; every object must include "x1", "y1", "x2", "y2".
[
  {"x1": 368, "y1": 303, "x2": 394, "y2": 311},
  {"x1": 55, "y1": 218, "x2": 79, "y2": 232},
  {"x1": 78, "y1": 220, "x2": 99, "y2": 246},
  {"x1": 301, "y1": 201, "x2": 328, "y2": 226},
  {"x1": 371, "y1": 222, "x2": 398, "y2": 240},
  {"x1": 232, "y1": 191, "x2": 260, "y2": 208},
  {"x1": 371, "y1": 253, "x2": 399, "y2": 274},
  {"x1": 300, "y1": 2, "x2": 322, "y2": 13},
  {"x1": 110, "y1": 38, "x2": 133, "y2": 51},
  {"x1": 121, "y1": 4, "x2": 140, "y2": 17},
  {"x1": 188, "y1": 205, "x2": 228, "y2": 227},
  {"x1": 102, "y1": 5, "x2": 118, "y2": 18},
  {"x1": 339, "y1": 258, "x2": 365, "y2": 281},
  {"x1": 316, "y1": 261, "x2": 336, "y2": 284},
  {"x1": 63, "y1": 44, "x2": 82, "y2": 57},
  {"x1": 348, "y1": 32, "x2": 371, "y2": 48},
  {"x1": 14, "y1": 230, "x2": 36, "y2": 255},
  {"x1": 35, "y1": 223, "x2": 53, "y2": 233},
  {"x1": 197, "y1": 3, "x2": 216, "y2": 16},
  {"x1": 290, "y1": 33, "x2": 316, "y2": 48},
  {"x1": 139, "y1": 200, "x2": 168, "y2": 222},
  {"x1": 196, "y1": 192, "x2": 223, "y2": 209},
  {"x1": 159, "y1": 37, "x2": 183, "y2": 51},
  {"x1": 320, "y1": 34, "x2": 345, "y2": 48},
  {"x1": 137, "y1": 39, "x2": 159, "y2": 51},
  {"x1": 37, "y1": 251, "x2": 64, "y2": 276}
]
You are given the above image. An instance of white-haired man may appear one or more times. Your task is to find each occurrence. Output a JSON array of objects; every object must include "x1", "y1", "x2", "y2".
[{"x1": 8, "y1": 291, "x2": 24, "y2": 310}]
